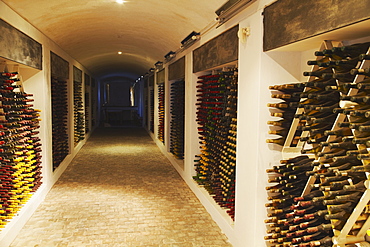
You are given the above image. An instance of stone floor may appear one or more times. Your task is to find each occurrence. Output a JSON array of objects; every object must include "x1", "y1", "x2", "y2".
[{"x1": 10, "y1": 127, "x2": 232, "y2": 247}]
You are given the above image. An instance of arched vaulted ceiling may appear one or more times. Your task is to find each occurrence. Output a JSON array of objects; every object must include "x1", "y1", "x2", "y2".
[{"x1": 2, "y1": 0, "x2": 227, "y2": 80}]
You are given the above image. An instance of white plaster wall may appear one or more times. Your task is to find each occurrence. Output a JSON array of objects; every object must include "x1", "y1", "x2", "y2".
[{"x1": 236, "y1": 9, "x2": 265, "y2": 247}]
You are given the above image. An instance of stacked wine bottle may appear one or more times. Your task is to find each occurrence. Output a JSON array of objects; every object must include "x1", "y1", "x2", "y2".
[
  {"x1": 0, "y1": 71, "x2": 43, "y2": 229},
  {"x1": 85, "y1": 92, "x2": 90, "y2": 134},
  {"x1": 73, "y1": 80, "x2": 85, "y2": 145},
  {"x1": 157, "y1": 83, "x2": 165, "y2": 143},
  {"x1": 267, "y1": 83, "x2": 304, "y2": 146},
  {"x1": 193, "y1": 68, "x2": 238, "y2": 220},
  {"x1": 51, "y1": 78, "x2": 69, "y2": 170},
  {"x1": 84, "y1": 76, "x2": 90, "y2": 134},
  {"x1": 90, "y1": 78, "x2": 96, "y2": 127},
  {"x1": 265, "y1": 155, "x2": 330, "y2": 246},
  {"x1": 150, "y1": 89, "x2": 154, "y2": 133},
  {"x1": 170, "y1": 79, "x2": 185, "y2": 159},
  {"x1": 265, "y1": 41, "x2": 370, "y2": 246}
]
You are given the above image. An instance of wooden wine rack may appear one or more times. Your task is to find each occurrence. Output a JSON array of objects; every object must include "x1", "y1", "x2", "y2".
[
  {"x1": 266, "y1": 40, "x2": 370, "y2": 246},
  {"x1": 281, "y1": 41, "x2": 343, "y2": 159}
]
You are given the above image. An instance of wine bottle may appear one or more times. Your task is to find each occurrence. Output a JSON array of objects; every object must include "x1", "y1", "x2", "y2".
[
  {"x1": 336, "y1": 42, "x2": 370, "y2": 54},
  {"x1": 345, "y1": 107, "x2": 370, "y2": 117},
  {"x1": 343, "y1": 180, "x2": 366, "y2": 191},
  {"x1": 305, "y1": 135, "x2": 327, "y2": 144},
  {"x1": 320, "y1": 149, "x2": 347, "y2": 159},
  {"x1": 269, "y1": 83, "x2": 304, "y2": 92},
  {"x1": 271, "y1": 111, "x2": 296, "y2": 118},
  {"x1": 332, "y1": 72, "x2": 356, "y2": 82},
  {"x1": 307, "y1": 57, "x2": 331, "y2": 66},
  {"x1": 309, "y1": 235, "x2": 333, "y2": 246},
  {"x1": 312, "y1": 78, "x2": 337, "y2": 88},
  {"x1": 271, "y1": 93, "x2": 300, "y2": 100},
  {"x1": 301, "y1": 146, "x2": 322, "y2": 154},
  {"x1": 310, "y1": 102, "x2": 339, "y2": 112},
  {"x1": 308, "y1": 90, "x2": 340, "y2": 100},
  {"x1": 303, "y1": 68, "x2": 334, "y2": 78},
  {"x1": 280, "y1": 155, "x2": 311, "y2": 164},
  {"x1": 350, "y1": 68, "x2": 370, "y2": 76},
  {"x1": 306, "y1": 223, "x2": 332, "y2": 235},
  {"x1": 293, "y1": 190, "x2": 323, "y2": 202},
  {"x1": 327, "y1": 201, "x2": 353, "y2": 214},
  {"x1": 314, "y1": 49, "x2": 344, "y2": 60},
  {"x1": 301, "y1": 110, "x2": 331, "y2": 120},
  {"x1": 319, "y1": 136, "x2": 344, "y2": 147},
  {"x1": 359, "y1": 53, "x2": 370, "y2": 60},
  {"x1": 269, "y1": 129, "x2": 288, "y2": 137},
  {"x1": 267, "y1": 103, "x2": 290, "y2": 109},
  {"x1": 324, "y1": 127, "x2": 352, "y2": 137},
  {"x1": 302, "y1": 231, "x2": 331, "y2": 243},
  {"x1": 328, "y1": 140, "x2": 357, "y2": 150},
  {"x1": 356, "y1": 78, "x2": 370, "y2": 90},
  {"x1": 332, "y1": 57, "x2": 361, "y2": 72},
  {"x1": 267, "y1": 120, "x2": 292, "y2": 128},
  {"x1": 323, "y1": 192, "x2": 361, "y2": 206}
]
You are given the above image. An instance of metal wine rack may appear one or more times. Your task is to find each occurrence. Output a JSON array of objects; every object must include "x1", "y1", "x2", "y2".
[
  {"x1": 193, "y1": 67, "x2": 238, "y2": 220},
  {"x1": 150, "y1": 88, "x2": 154, "y2": 133},
  {"x1": 51, "y1": 77, "x2": 69, "y2": 170},
  {"x1": 157, "y1": 83, "x2": 165, "y2": 143},
  {"x1": 169, "y1": 79, "x2": 185, "y2": 159},
  {"x1": 73, "y1": 79, "x2": 85, "y2": 145},
  {"x1": 0, "y1": 63, "x2": 43, "y2": 229}
]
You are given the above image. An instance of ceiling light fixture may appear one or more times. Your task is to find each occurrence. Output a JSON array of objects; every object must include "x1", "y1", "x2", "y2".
[
  {"x1": 215, "y1": 0, "x2": 256, "y2": 26},
  {"x1": 118, "y1": 51, "x2": 122, "y2": 55},
  {"x1": 164, "y1": 51, "x2": 176, "y2": 62},
  {"x1": 180, "y1": 31, "x2": 200, "y2": 49},
  {"x1": 154, "y1": 61, "x2": 163, "y2": 70},
  {"x1": 116, "y1": 0, "x2": 126, "y2": 4}
]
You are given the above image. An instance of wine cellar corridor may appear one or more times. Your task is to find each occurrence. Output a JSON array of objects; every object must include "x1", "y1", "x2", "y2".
[{"x1": 0, "y1": 0, "x2": 370, "y2": 246}]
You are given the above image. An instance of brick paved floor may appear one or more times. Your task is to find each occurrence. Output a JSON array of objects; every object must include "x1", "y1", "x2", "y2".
[{"x1": 10, "y1": 127, "x2": 232, "y2": 247}]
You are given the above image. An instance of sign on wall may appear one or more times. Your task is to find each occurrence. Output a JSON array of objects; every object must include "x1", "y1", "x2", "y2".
[
  {"x1": 51, "y1": 51, "x2": 69, "y2": 79},
  {"x1": 263, "y1": 0, "x2": 370, "y2": 51},
  {"x1": 169, "y1": 56, "x2": 185, "y2": 81},
  {"x1": 0, "y1": 19, "x2": 42, "y2": 70},
  {"x1": 193, "y1": 25, "x2": 238, "y2": 73}
]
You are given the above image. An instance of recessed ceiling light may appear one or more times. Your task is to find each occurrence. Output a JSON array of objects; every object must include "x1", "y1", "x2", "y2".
[
  {"x1": 116, "y1": 0, "x2": 127, "y2": 4},
  {"x1": 118, "y1": 51, "x2": 122, "y2": 55}
]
